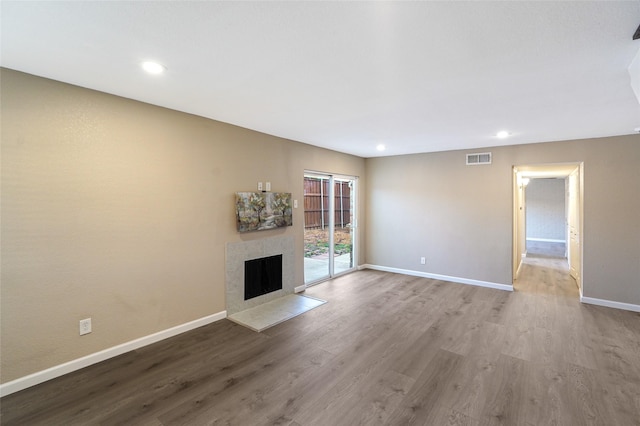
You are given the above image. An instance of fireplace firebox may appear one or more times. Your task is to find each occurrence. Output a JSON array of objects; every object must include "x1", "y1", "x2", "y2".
[{"x1": 244, "y1": 254, "x2": 283, "y2": 300}]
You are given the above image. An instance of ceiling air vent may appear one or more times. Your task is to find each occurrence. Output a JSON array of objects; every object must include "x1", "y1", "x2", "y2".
[{"x1": 466, "y1": 152, "x2": 492, "y2": 165}]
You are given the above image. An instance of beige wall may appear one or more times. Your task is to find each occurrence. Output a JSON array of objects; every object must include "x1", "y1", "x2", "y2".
[
  {"x1": 3, "y1": 67, "x2": 639, "y2": 386},
  {"x1": 365, "y1": 135, "x2": 640, "y2": 304},
  {"x1": 0, "y1": 69, "x2": 366, "y2": 383}
]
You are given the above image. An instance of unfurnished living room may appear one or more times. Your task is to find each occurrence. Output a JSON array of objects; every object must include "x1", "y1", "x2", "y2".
[{"x1": 1, "y1": 2, "x2": 639, "y2": 425}]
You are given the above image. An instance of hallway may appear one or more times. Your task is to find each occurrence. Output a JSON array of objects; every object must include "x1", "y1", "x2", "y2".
[{"x1": 515, "y1": 241, "x2": 578, "y2": 300}]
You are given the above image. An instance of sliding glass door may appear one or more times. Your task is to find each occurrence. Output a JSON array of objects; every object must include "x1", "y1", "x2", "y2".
[
  {"x1": 303, "y1": 172, "x2": 357, "y2": 285},
  {"x1": 332, "y1": 176, "x2": 355, "y2": 276}
]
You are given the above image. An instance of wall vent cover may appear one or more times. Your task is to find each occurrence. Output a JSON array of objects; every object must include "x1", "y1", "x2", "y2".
[{"x1": 466, "y1": 152, "x2": 492, "y2": 165}]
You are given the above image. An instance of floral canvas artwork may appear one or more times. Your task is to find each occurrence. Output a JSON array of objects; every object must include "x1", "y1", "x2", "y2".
[{"x1": 235, "y1": 192, "x2": 293, "y2": 232}]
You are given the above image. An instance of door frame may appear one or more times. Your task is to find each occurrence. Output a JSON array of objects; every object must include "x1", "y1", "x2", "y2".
[
  {"x1": 512, "y1": 162, "x2": 584, "y2": 294},
  {"x1": 567, "y1": 164, "x2": 583, "y2": 291}
]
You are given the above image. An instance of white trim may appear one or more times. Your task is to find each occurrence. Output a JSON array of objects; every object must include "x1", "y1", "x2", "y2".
[
  {"x1": 294, "y1": 285, "x2": 306, "y2": 293},
  {"x1": 526, "y1": 237, "x2": 566, "y2": 243},
  {"x1": 361, "y1": 264, "x2": 513, "y2": 292},
  {"x1": 0, "y1": 311, "x2": 227, "y2": 397},
  {"x1": 579, "y1": 284, "x2": 584, "y2": 299},
  {"x1": 580, "y1": 296, "x2": 640, "y2": 313},
  {"x1": 515, "y1": 258, "x2": 525, "y2": 279}
]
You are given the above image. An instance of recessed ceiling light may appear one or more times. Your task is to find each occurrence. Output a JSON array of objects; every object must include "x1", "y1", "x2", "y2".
[
  {"x1": 376, "y1": 144, "x2": 386, "y2": 151},
  {"x1": 496, "y1": 130, "x2": 511, "y2": 139},
  {"x1": 141, "y1": 61, "x2": 166, "y2": 75}
]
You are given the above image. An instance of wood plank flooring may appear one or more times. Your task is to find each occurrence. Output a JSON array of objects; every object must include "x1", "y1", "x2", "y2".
[
  {"x1": 525, "y1": 240, "x2": 566, "y2": 259},
  {"x1": 2, "y1": 257, "x2": 639, "y2": 425}
]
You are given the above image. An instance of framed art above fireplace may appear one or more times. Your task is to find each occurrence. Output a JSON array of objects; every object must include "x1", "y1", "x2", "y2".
[{"x1": 235, "y1": 192, "x2": 292, "y2": 233}]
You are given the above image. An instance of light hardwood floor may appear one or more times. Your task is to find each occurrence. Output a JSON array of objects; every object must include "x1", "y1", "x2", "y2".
[{"x1": 2, "y1": 257, "x2": 639, "y2": 425}]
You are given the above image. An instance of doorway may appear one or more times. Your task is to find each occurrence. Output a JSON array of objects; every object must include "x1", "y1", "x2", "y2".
[
  {"x1": 303, "y1": 172, "x2": 357, "y2": 285},
  {"x1": 525, "y1": 178, "x2": 566, "y2": 258},
  {"x1": 513, "y1": 163, "x2": 583, "y2": 294}
]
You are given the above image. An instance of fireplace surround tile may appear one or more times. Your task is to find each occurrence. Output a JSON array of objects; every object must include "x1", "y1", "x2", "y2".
[{"x1": 225, "y1": 235, "x2": 295, "y2": 315}]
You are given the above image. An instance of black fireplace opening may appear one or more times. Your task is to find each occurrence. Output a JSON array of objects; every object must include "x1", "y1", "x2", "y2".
[{"x1": 244, "y1": 254, "x2": 283, "y2": 301}]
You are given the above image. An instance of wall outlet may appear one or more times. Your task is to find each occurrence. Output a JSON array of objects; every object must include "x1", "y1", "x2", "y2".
[
  {"x1": 257, "y1": 182, "x2": 263, "y2": 191},
  {"x1": 79, "y1": 318, "x2": 92, "y2": 335},
  {"x1": 420, "y1": 257, "x2": 426, "y2": 265},
  {"x1": 294, "y1": 199, "x2": 298, "y2": 208}
]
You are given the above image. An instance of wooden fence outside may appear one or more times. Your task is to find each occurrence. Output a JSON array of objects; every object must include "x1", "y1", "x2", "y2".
[{"x1": 304, "y1": 177, "x2": 351, "y2": 229}]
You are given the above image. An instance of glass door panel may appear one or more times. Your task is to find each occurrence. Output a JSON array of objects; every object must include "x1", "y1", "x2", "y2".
[
  {"x1": 333, "y1": 177, "x2": 355, "y2": 275},
  {"x1": 304, "y1": 174, "x2": 330, "y2": 284}
]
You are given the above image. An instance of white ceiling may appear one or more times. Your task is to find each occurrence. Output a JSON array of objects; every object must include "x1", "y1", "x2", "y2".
[{"x1": 2, "y1": 1, "x2": 639, "y2": 158}]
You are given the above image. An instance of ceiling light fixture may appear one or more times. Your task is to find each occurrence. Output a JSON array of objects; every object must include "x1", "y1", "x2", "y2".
[
  {"x1": 376, "y1": 144, "x2": 386, "y2": 152},
  {"x1": 496, "y1": 130, "x2": 511, "y2": 139},
  {"x1": 141, "y1": 61, "x2": 166, "y2": 75}
]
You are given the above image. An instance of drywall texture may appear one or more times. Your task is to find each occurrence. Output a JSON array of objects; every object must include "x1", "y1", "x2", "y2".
[
  {"x1": 0, "y1": 69, "x2": 366, "y2": 383},
  {"x1": 366, "y1": 134, "x2": 640, "y2": 305},
  {"x1": 526, "y1": 178, "x2": 566, "y2": 241}
]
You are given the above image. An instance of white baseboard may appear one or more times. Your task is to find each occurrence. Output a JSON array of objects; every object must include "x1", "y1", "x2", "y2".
[
  {"x1": 294, "y1": 285, "x2": 306, "y2": 293},
  {"x1": 0, "y1": 310, "x2": 227, "y2": 398},
  {"x1": 580, "y1": 296, "x2": 640, "y2": 313},
  {"x1": 526, "y1": 238, "x2": 566, "y2": 243},
  {"x1": 361, "y1": 264, "x2": 513, "y2": 292}
]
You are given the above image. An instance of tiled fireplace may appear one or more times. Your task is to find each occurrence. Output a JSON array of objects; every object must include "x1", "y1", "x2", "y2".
[{"x1": 225, "y1": 235, "x2": 295, "y2": 315}]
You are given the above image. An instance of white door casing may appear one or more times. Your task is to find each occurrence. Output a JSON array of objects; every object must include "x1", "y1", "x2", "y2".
[{"x1": 567, "y1": 168, "x2": 581, "y2": 289}]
